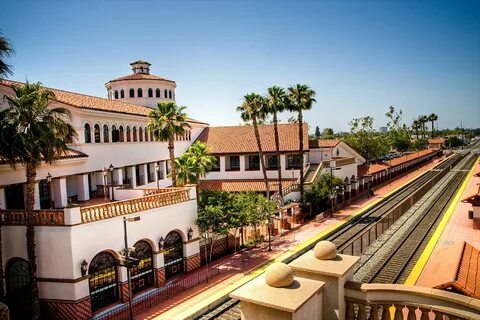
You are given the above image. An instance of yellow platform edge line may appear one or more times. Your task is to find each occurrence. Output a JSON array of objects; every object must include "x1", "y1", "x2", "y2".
[
  {"x1": 159, "y1": 154, "x2": 446, "y2": 319},
  {"x1": 404, "y1": 156, "x2": 479, "y2": 285}
]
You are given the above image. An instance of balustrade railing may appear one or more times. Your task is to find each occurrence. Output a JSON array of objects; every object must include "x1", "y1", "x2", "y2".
[
  {"x1": 80, "y1": 188, "x2": 190, "y2": 223},
  {"x1": 345, "y1": 281, "x2": 479, "y2": 320},
  {"x1": 0, "y1": 209, "x2": 65, "y2": 225}
]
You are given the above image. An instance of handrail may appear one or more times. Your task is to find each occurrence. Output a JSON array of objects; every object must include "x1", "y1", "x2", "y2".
[
  {"x1": 80, "y1": 188, "x2": 190, "y2": 223},
  {"x1": 0, "y1": 209, "x2": 65, "y2": 225}
]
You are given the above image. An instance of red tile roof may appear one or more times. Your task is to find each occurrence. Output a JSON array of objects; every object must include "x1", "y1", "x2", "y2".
[
  {"x1": 0, "y1": 80, "x2": 207, "y2": 125},
  {"x1": 106, "y1": 73, "x2": 175, "y2": 84},
  {"x1": 309, "y1": 139, "x2": 341, "y2": 149},
  {"x1": 196, "y1": 123, "x2": 309, "y2": 155},
  {"x1": 0, "y1": 148, "x2": 88, "y2": 165},
  {"x1": 428, "y1": 138, "x2": 445, "y2": 144},
  {"x1": 453, "y1": 243, "x2": 480, "y2": 299},
  {"x1": 199, "y1": 179, "x2": 297, "y2": 192}
]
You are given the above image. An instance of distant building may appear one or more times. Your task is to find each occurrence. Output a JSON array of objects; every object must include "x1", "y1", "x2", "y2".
[
  {"x1": 428, "y1": 138, "x2": 445, "y2": 149},
  {"x1": 379, "y1": 126, "x2": 388, "y2": 134}
]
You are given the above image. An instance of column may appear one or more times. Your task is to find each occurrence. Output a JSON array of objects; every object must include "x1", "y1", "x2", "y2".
[
  {"x1": 153, "y1": 249, "x2": 166, "y2": 287},
  {"x1": 183, "y1": 237, "x2": 201, "y2": 273},
  {"x1": 219, "y1": 156, "x2": 226, "y2": 172},
  {"x1": 76, "y1": 174, "x2": 90, "y2": 202},
  {"x1": 141, "y1": 164, "x2": 148, "y2": 186},
  {"x1": 127, "y1": 166, "x2": 136, "y2": 188},
  {"x1": 113, "y1": 168, "x2": 123, "y2": 186},
  {"x1": 239, "y1": 155, "x2": 246, "y2": 172},
  {"x1": 34, "y1": 182, "x2": 41, "y2": 210},
  {"x1": 51, "y1": 177, "x2": 68, "y2": 208},
  {"x1": 0, "y1": 187, "x2": 5, "y2": 209}
]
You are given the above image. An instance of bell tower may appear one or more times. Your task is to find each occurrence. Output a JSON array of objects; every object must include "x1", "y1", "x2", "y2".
[{"x1": 130, "y1": 60, "x2": 151, "y2": 75}]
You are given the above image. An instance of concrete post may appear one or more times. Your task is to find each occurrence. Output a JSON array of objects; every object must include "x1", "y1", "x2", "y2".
[
  {"x1": 141, "y1": 164, "x2": 148, "y2": 185},
  {"x1": 219, "y1": 156, "x2": 226, "y2": 172},
  {"x1": 239, "y1": 155, "x2": 246, "y2": 172},
  {"x1": 127, "y1": 166, "x2": 136, "y2": 188},
  {"x1": 0, "y1": 187, "x2": 6, "y2": 209},
  {"x1": 51, "y1": 177, "x2": 68, "y2": 208},
  {"x1": 113, "y1": 168, "x2": 123, "y2": 186},
  {"x1": 76, "y1": 174, "x2": 90, "y2": 202}
]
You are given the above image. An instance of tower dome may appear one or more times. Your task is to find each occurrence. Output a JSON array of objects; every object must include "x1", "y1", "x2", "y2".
[{"x1": 105, "y1": 61, "x2": 177, "y2": 109}]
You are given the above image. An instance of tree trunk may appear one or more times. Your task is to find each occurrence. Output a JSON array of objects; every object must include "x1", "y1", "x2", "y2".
[
  {"x1": 0, "y1": 225, "x2": 4, "y2": 300},
  {"x1": 252, "y1": 117, "x2": 270, "y2": 198},
  {"x1": 431, "y1": 120, "x2": 435, "y2": 138},
  {"x1": 168, "y1": 135, "x2": 177, "y2": 187},
  {"x1": 195, "y1": 173, "x2": 200, "y2": 200},
  {"x1": 273, "y1": 112, "x2": 283, "y2": 199},
  {"x1": 298, "y1": 111, "x2": 305, "y2": 202},
  {"x1": 25, "y1": 163, "x2": 40, "y2": 320},
  {"x1": 415, "y1": 128, "x2": 419, "y2": 140}
]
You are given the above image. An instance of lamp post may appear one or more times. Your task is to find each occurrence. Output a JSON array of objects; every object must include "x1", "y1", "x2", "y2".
[
  {"x1": 109, "y1": 164, "x2": 115, "y2": 201},
  {"x1": 365, "y1": 174, "x2": 372, "y2": 198},
  {"x1": 329, "y1": 166, "x2": 341, "y2": 217},
  {"x1": 155, "y1": 162, "x2": 160, "y2": 190},
  {"x1": 187, "y1": 227, "x2": 193, "y2": 241},
  {"x1": 123, "y1": 216, "x2": 140, "y2": 320},
  {"x1": 80, "y1": 260, "x2": 88, "y2": 277},
  {"x1": 102, "y1": 168, "x2": 108, "y2": 201},
  {"x1": 46, "y1": 172, "x2": 52, "y2": 209}
]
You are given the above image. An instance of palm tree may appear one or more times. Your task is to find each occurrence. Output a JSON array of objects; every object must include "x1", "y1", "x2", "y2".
[
  {"x1": 147, "y1": 102, "x2": 190, "y2": 187},
  {"x1": 287, "y1": 84, "x2": 316, "y2": 202},
  {"x1": 0, "y1": 33, "x2": 14, "y2": 78},
  {"x1": 418, "y1": 115, "x2": 428, "y2": 139},
  {"x1": 237, "y1": 93, "x2": 270, "y2": 198},
  {"x1": 265, "y1": 86, "x2": 287, "y2": 200},
  {"x1": 0, "y1": 81, "x2": 76, "y2": 318},
  {"x1": 428, "y1": 113, "x2": 438, "y2": 138},
  {"x1": 175, "y1": 156, "x2": 196, "y2": 187},
  {"x1": 412, "y1": 120, "x2": 420, "y2": 140}
]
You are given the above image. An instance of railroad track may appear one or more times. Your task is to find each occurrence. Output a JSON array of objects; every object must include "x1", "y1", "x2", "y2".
[{"x1": 362, "y1": 153, "x2": 477, "y2": 284}]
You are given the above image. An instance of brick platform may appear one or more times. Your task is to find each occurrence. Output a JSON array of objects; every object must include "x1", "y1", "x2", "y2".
[{"x1": 43, "y1": 296, "x2": 91, "y2": 320}]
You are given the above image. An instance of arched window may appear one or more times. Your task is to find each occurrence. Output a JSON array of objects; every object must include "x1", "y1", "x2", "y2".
[
  {"x1": 126, "y1": 126, "x2": 131, "y2": 142},
  {"x1": 164, "y1": 89, "x2": 167, "y2": 98},
  {"x1": 119, "y1": 126, "x2": 124, "y2": 142},
  {"x1": 111, "y1": 125, "x2": 119, "y2": 142},
  {"x1": 139, "y1": 127, "x2": 143, "y2": 142},
  {"x1": 103, "y1": 125, "x2": 109, "y2": 143},
  {"x1": 144, "y1": 128, "x2": 148, "y2": 141},
  {"x1": 137, "y1": 88, "x2": 143, "y2": 98},
  {"x1": 94, "y1": 124, "x2": 101, "y2": 143},
  {"x1": 164, "y1": 231, "x2": 184, "y2": 279},
  {"x1": 84, "y1": 123, "x2": 91, "y2": 143},
  {"x1": 129, "y1": 88, "x2": 135, "y2": 98},
  {"x1": 148, "y1": 88, "x2": 153, "y2": 98},
  {"x1": 114, "y1": 90, "x2": 119, "y2": 99},
  {"x1": 133, "y1": 127, "x2": 137, "y2": 142},
  {"x1": 88, "y1": 252, "x2": 119, "y2": 312},
  {"x1": 169, "y1": 90, "x2": 172, "y2": 99},
  {"x1": 155, "y1": 88, "x2": 160, "y2": 98},
  {"x1": 130, "y1": 241, "x2": 154, "y2": 294},
  {"x1": 120, "y1": 89, "x2": 125, "y2": 98},
  {"x1": 6, "y1": 258, "x2": 33, "y2": 319}
]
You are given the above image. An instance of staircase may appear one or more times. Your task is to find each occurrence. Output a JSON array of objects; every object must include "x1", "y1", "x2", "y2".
[{"x1": 304, "y1": 164, "x2": 320, "y2": 183}]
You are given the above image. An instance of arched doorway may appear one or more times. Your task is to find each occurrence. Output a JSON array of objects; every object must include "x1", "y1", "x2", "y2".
[
  {"x1": 6, "y1": 258, "x2": 33, "y2": 320},
  {"x1": 164, "y1": 231, "x2": 184, "y2": 280},
  {"x1": 130, "y1": 240, "x2": 154, "y2": 294},
  {"x1": 88, "y1": 251, "x2": 119, "y2": 312}
]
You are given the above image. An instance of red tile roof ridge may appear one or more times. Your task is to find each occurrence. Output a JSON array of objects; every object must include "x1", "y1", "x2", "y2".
[{"x1": 106, "y1": 73, "x2": 176, "y2": 84}]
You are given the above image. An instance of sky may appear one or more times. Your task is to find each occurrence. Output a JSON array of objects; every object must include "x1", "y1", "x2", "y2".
[{"x1": 1, "y1": 0, "x2": 479, "y2": 132}]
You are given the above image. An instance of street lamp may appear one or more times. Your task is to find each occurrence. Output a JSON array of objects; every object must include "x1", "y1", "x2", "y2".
[
  {"x1": 80, "y1": 259, "x2": 88, "y2": 277},
  {"x1": 187, "y1": 227, "x2": 193, "y2": 241},
  {"x1": 155, "y1": 162, "x2": 160, "y2": 190},
  {"x1": 46, "y1": 172, "x2": 53, "y2": 209},
  {"x1": 102, "y1": 167, "x2": 108, "y2": 201},
  {"x1": 109, "y1": 164, "x2": 115, "y2": 201},
  {"x1": 158, "y1": 236, "x2": 165, "y2": 250},
  {"x1": 123, "y1": 216, "x2": 140, "y2": 320}
]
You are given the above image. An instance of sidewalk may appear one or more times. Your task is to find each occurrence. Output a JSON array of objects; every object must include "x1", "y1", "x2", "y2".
[{"x1": 139, "y1": 156, "x2": 445, "y2": 320}]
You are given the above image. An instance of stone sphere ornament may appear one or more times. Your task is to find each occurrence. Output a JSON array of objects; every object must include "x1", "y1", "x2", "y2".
[
  {"x1": 313, "y1": 241, "x2": 337, "y2": 260},
  {"x1": 265, "y1": 262, "x2": 294, "y2": 287}
]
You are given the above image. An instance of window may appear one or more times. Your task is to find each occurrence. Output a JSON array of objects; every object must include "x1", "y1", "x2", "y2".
[
  {"x1": 137, "y1": 88, "x2": 143, "y2": 98},
  {"x1": 156, "y1": 88, "x2": 160, "y2": 98},
  {"x1": 120, "y1": 89, "x2": 125, "y2": 98},
  {"x1": 6, "y1": 258, "x2": 33, "y2": 319},
  {"x1": 169, "y1": 90, "x2": 172, "y2": 99},
  {"x1": 84, "y1": 124, "x2": 91, "y2": 143},
  {"x1": 119, "y1": 126, "x2": 124, "y2": 142},
  {"x1": 228, "y1": 156, "x2": 240, "y2": 171},
  {"x1": 111, "y1": 125, "x2": 119, "y2": 142},
  {"x1": 94, "y1": 124, "x2": 101, "y2": 143},
  {"x1": 287, "y1": 154, "x2": 302, "y2": 169},
  {"x1": 126, "y1": 126, "x2": 131, "y2": 142},
  {"x1": 88, "y1": 252, "x2": 119, "y2": 312},
  {"x1": 164, "y1": 231, "x2": 184, "y2": 279},
  {"x1": 103, "y1": 125, "x2": 109, "y2": 143},
  {"x1": 130, "y1": 241, "x2": 154, "y2": 294},
  {"x1": 139, "y1": 127, "x2": 143, "y2": 142},
  {"x1": 144, "y1": 128, "x2": 148, "y2": 141},
  {"x1": 158, "y1": 161, "x2": 165, "y2": 179},
  {"x1": 148, "y1": 88, "x2": 153, "y2": 98},
  {"x1": 210, "y1": 156, "x2": 220, "y2": 171},
  {"x1": 267, "y1": 155, "x2": 279, "y2": 169},
  {"x1": 247, "y1": 155, "x2": 260, "y2": 170},
  {"x1": 164, "y1": 89, "x2": 167, "y2": 98},
  {"x1": 114, "y1": 90, "x2": 118, "y2": 99},
  {"x1": 129, "y1": 88, "x2": 135, "y2": 98},
  {"x1": 132, "y1": 127, "x2": 137, "y2": 142}
]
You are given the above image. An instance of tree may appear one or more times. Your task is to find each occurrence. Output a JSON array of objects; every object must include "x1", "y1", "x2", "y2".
[
  {"x1": 175, "y1": 156, "x2": 196, "y2": 186},
  {"x1": 445, "y1": 136, "x2": 463, "y2": 149},
  {"x1": 147, "y1": 102, "x2": 190, "y2": 187},
  {"x1": 304, "y1": 174, "x2": 344, "y2": 214},
  {"x1": 428, "y1": 113, "x2": 438, "y2": 138},
  {"x1": 287, "y1": 84, "x2": 316, "y2": 203},
  {"x1": 0, "y1": 82, "x2": 77, "y2": 319},
  {"x1": 287, "y1": 116, "x2": 298, "y2": 123},
  {"x1": 412, "y1": 120, "x2": 420, "y2": 140},
  {"x1": 0, "y1": 33, "x2": 14, "y2": 79},
  {"x1": 385, "y1": 106, "x2": 411, "y2": 152},
  {"x1": 412, "y1": 138, "x2": 428, "y2": 151},
  {"x1": 343, "y1": 116, "x2": 389, "y2": 163},
  {"x1": 322, "y1": 128, "x2": 334, "y2": 139},
  {"x1": 237, "y1": 93, "x2": 270, "y2": 198},
  {"x1": 196, "y1": 204, "x2": 229, "y2": 262},
  {"x1": 265, "y1": 86, "x2": 287, "y2": 200},
  {"x1": 314, "y1": 126, "x2": 321, "y2": 138},
  {"x1": 418, "y1": 115, "x2": 428, "y2": 139}
]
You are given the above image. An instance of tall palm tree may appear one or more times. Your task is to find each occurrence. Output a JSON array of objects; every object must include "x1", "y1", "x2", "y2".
[
  {"x1": 428, "y1": 113, "x2": 438, "y2": 138},
  {"x1": 0, "y1": 82, "x2": 76, "y2": 319},
  {"x1": 265, "y1": 86, "x2": 287, "y2": 200},
  {"x1": 418, "y1": 115, "x2": 428, "y2": 139},
  {"x1": 412, "y1": 120, "x2": 420, "y2": 140},
  {"x1": 147, "y1": 102, "x2": 190, "y2": 187},
  {"x1": 175, "y1": 156, "x2": 196, "y2": 187},
  {"x1": 237, "y1": 93, "x2": 270, "y2": 198},
  {"x1": 287, "y1": 84, "x2": 316, "y2": 202},
  {"x1": 0, "y1": 33, "x2": 14, "y2": 79}
]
